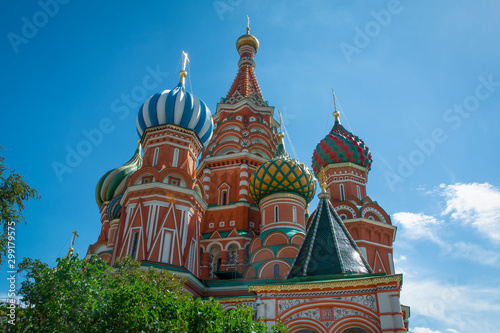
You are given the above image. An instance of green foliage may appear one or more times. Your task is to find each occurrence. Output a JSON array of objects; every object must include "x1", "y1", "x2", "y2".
[
  {"x1": 6, "y1": 256, "x2": 288, "y2": 333},
  {"x1": 0, "y1": 148, "x2": 40, "y2": 265}
]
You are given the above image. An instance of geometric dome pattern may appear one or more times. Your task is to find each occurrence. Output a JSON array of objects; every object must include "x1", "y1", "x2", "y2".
[
  {"x1": 312, "y1": 115, "x2": 372, "y2": 174},
  {"x1": 136, "y1": 80, "x2": 213, "y2": 147},
  {"x1": 250, "y1": 134, "x2": 316, "y2": 204},
  {"x1": 106, "y1": 194, "x2": 122, "y2": 221},
  {"x1": 95, "y1": 143, "x2": 142, "y2": 208}
]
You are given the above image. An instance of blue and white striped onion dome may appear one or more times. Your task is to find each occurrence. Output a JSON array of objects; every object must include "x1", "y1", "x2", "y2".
[
  {"x1": 136, "y1": 78, "x2": 214, "y2": 147},
  {"x1": 95, "y1": 143, "x2": 142, "y2": 208}
]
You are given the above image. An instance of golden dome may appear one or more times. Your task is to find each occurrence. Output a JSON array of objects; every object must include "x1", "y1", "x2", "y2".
[{"x1": 236, "y1": 27, "x2": 259, "y2": 52}]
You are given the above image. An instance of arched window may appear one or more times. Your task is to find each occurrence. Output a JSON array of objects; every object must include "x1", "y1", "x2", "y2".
[
  {"x1": 292, "y1": 206, "x2": 297, "y2": 223},
  {"x1": 208, "y1": 245, "x2": 222, "y2": 278},
  {"x1": 227, "y1": 244, "x2": 239, "y2": 267},
  {"x1": 274, "y1": 205, "x2": 279, "y2": 222},
  {"x1": 357, "y1": 185, "x2": 361, "y2": 199},
  {"x1": 340, "y1": 184, "x2": 345, "y2": 201},
  {"x1": 188, "y1": 240, "x2": 195, "y2": 273},
  {"x1": 130, "y1": 231, "x2": 139, "y2": 259},
  {"x1": 152, "y1": 147, "x2": 159, "y2": 167},
  {"x1": 273, "y1": 264, "x2": 279, "y2": 278},
  {"x1": 172, "y1": 148, "x2": 179, "y2": 167},
  {"x1": 161, "y1": 231, "x2": 172, "y2": 263},
  {"x1": 221, "y1": 190, "x2": 227, "y2": 205}
]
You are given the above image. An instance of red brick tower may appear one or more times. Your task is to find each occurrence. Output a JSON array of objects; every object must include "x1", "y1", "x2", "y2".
[
  {"x1": 312, "y1": 110, "x2": 396, "y2": 274},
  {"x1": 197, "y1": 28, "x2": 280, "y2": 280},
  {"x1": 89, "y1": 54, "x2": 214, "y2": 293}
]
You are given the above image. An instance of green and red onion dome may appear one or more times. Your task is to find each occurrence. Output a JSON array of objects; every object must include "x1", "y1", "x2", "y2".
[
  {"x1": 249, "y1": 133, "x2": 316, "y2": 204},
  {"x1": 312, "y1": 111, "x2": 372, "y2": 174},
  {"x1": 95, "y1": 143, "x2": 142, "y2": 208}
]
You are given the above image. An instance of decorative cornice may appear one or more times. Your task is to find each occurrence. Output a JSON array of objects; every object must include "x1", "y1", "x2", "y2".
[
  {"x1": 215, "y1": 99, "x2": 275, "y2": 116},
  {"x1": 324, "y1": 162, "x2": 368, "y2": 174},
  {"x1": 196, "y1": 151, "x2": 267, "y2": 172},
  {"x1": 343, "y1": 218, "x2": 396, "y2": 230},
  {"x1": 144, "y1": 123, "x2": 202, "y2": 145},
  {"x1": 248, "y1": 275, "x2": 402, "y2": 293},
  {"x1": 259, "y1": 191, "x2": 307, "y2": 208},
  {"x1": 217, "y1": 296, "x2": 256, "y2": 304}
]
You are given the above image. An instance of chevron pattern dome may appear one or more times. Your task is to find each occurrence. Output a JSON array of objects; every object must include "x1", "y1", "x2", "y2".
[
  {"x1": 136, "y1": 79, "x2": 213, "y2": 147},
  {"x1": 249, "y1": 134, "x2": 316, "y2": 204},
  {"x1": 95, "y1": 144, "x2": 142, "y2": 208},
  {"x1": 312, "y1": 114, "x2": 372, "y2": 173}
]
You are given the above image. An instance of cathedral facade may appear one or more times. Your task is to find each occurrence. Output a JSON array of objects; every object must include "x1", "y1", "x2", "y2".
[{"x1": 88, "y1": 28, "x2": 409, "y2": 333}]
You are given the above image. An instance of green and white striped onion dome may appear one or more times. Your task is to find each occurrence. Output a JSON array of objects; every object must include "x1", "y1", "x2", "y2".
[{"x1": 95, "y1": 143, "x2": 142, "y2": 208}]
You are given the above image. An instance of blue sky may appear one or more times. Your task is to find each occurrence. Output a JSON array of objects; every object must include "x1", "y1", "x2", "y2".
[{"x1": 1, "y1": 1, "x2": 500, "y2": 332}]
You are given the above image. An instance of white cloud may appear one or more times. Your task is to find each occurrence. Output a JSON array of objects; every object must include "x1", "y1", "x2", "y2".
[
  {"x1": 392, "y1": 183, "x2": 500, "y2": 267},
  {"x1": 412, "y1": 328, "x2": 442, "y2": 333},
  {"x1": 440, "y1": 183, "x2": 500, "y2": 242},
  {"x1": 402, "y1": 278, "x2": 500, "y2": 332},
  {"x1": 392, "y1": 212, "x2": 444, "y2": 245},
  {"x1": 445, "y1": 330, "x2": 460, "y2": 333},
  {"x1": 445, "y1": 241, "x2": 500, "y2": 266}
]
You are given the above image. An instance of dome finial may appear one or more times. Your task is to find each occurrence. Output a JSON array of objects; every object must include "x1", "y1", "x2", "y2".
[
  {"x1": 67, "y1": 230, "x2": 79, "y2": 257},
  {"x1": 318, "y1": 168, "x2": 330, "y2": 199},
  {"x1": 318, "y1": 168, "x2": 327, "y2": 191},
  {"x1": 246, "y1": 15, "x2": 250, "y2": 34},
  {"x1": 333, "y1": 110, "x2": 340, "y2": 122},
  {"x1": 332, "y1": 89, "x2": 340, "y2": 124},
  {"x1": 179, "y1": 51, "x2": 189, "y2": 84}
]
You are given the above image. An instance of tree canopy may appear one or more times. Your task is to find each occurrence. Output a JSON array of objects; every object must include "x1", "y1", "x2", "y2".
[
  {"x1": 0, "y1": 149, "x2": 40, "y2": 265},
  {"x1": 4, "y1": 256, "x2": 287, "y2": 332}
]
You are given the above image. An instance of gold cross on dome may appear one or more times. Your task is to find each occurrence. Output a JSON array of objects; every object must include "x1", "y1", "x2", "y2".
[
  {"x1": 332, "y1": 89, "x2": 337, "y2": 112},
  {"x1": 182, "y1": 51, "x2": 190, "y2": 71},
  {"x1": 70, "y1": 230, "x2": 79, "y2": 247},
  {"x1": 68, "y1": 230, "x2": 79, "y2": 257}
]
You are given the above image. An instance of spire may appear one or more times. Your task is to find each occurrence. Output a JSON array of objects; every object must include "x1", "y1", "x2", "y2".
[
  {"x1": 287, "y1": 187, "x2": 373, "y2": 278},
  {"x1": 226, "y1": 26, "x2": 266, "y2": 106}
]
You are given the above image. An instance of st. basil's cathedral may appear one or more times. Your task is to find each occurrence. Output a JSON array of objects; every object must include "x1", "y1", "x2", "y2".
[{"x1": 87, "y1": 27, "x2": 410, "y2": 333}]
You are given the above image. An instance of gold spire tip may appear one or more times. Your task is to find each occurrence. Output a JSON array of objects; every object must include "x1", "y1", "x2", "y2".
[
  {"x1": 333, "y1": 111, "x2": 340, "y2": 119},
  {"x1": 246, "y1": 15, "x2": 250, "y2": 34}
]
